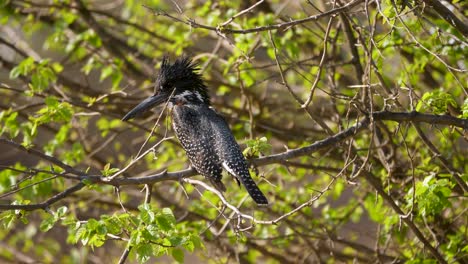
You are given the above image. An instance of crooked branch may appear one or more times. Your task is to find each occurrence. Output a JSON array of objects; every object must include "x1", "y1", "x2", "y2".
[
  {"x1": 146, "y1": 0, "x2": 364, "y2": 35},
  {"x1": 422, "y1": 0, "x2": 468, "y2": 37},
  {"x1": 0, "y1": 110, "x2": 466, "y2": 211}
]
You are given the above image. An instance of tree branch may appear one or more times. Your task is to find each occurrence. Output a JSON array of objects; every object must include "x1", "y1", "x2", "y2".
[
  {"x1": 0, "y1": 139, "x2": 86, "y2": 176},
  {"x1": 147, "y1": 0, "x2": 364, "y2": 35},
  {"x1": 362, "y1": 171, "x2": 448, "y2": 264},
  {"x1": 0, "y1": 182, "x2": 85, "y2": 211},
  {"x1": 0, "y1": 110, "x2": 465, "y2": 211},
  {"x1": 422, "y1": 0, "x2": 468, "y2": 37},
  {"x1": 372, "y1": 111, "x2": 468, "y2": 129}
]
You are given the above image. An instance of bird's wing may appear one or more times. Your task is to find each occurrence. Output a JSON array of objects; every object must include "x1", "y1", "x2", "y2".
[
  {"x1": 172, "y1": 105, "x2": 226, "y2": 191},
  {"x1": 204, "y1": 108, "x2": 269, "y2": 205}
]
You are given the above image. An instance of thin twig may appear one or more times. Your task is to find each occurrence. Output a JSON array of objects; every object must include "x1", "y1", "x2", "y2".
[
  {"x1": 146, "y1": 0, "x2": 364, "y2": 34},
  {"x1": 301, "y1": 10, "x2": 335, "y2": 108},
  {"x1": 0, "y1": 110, "x2": 465, "y2": 211},
  {"x1": 220, "y1": 0, "x2": 265, "y2": 27},
  {"x1": 118, "y1": 247, "x2": 131, "y2": 264},
  {"x1": 361, "y1": 171, "x2": 448, "y2": 264}
]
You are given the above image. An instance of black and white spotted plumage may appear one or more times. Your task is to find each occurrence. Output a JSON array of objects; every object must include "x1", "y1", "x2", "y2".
[{"x1": 122, "y1": 56, "x2": 268, "y2": 205}]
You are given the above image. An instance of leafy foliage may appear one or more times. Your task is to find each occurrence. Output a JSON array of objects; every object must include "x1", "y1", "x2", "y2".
[{"x1": 416, "y1": 90, "x2": 458, "y2": 115}]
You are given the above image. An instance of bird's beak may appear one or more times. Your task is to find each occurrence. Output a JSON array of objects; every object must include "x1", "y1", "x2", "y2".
[{"x1": 122, "y1": 94, "x2": 167, "y2": 121}]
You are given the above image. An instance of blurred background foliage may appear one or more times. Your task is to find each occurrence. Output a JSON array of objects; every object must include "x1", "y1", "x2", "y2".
[{"x1": 0, "y1": 0, "x2": 467, "y2": 263}]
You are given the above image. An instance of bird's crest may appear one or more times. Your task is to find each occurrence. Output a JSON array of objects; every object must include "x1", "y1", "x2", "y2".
[{"x1": 154, "y1": 56, "x2": 210, "y2": 105}]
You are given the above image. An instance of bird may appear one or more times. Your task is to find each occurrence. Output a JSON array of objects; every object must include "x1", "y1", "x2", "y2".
[{"x1": 122, "y1": 56, "x2": 269, "y2": 205}]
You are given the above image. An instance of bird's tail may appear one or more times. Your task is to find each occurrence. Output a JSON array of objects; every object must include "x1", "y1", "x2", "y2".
[
  {"x1": 222, "y1": 161, "x2": 269, "y2": 205},
  {"x1": 238, "y1": 173, "x2": 269, "y2": 205}
]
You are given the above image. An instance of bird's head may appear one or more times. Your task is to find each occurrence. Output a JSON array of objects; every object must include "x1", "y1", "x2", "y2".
[{"x1": 122, "y1": 56, "x2": 210, "y2": 121}]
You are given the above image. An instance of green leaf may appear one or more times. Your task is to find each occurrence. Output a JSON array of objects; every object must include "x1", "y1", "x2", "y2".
[
  {"x1": 96, "y1": 224, "x2": 107, "y2": 236},
  {"x1": 100, "y1": 66, "x2": 114, "y2": 82},
  {"x1": 9, "y1": 57, "x2": 35, "y2": 79},
  {"x1": 136, "y1": 244, "x2": 153, "y2": 263},
  {"x1": 156, "y1": 215, "x2": 172, "y2": 231},
  {"x1": 190, "y1": 235, "x2": 203, "y2": 249},
  {"x1": 45, "y1": 96, "x2": 59, "y2": 107},
  {"x1": 171, "y1": 248, "x2": 184, "y2": 263},
  {"x1": 139, "y1": 204, "x2": 155, "y2": 224},
  {"x1": 364, "y1": 195, "x2": 386, "y2": 223},
  {"x1": 56, "y1": 206, "x2": 68, "y2": 217},
  {"x1": 111, "y1": 71, "x2": 123, "y2": 90},
  {"x1": 82, "y1": 56, "x2": 96, "y2": 75},
  {"x1": 169, "y1": 236, "x2": 183, "y2": 247},
  {"x1": 51, "y1": 62, "x2": 63, "y2": 73},
  {"x1": 161, "y1": 208, "x2": 176, "y2": 224},
  {"x1": 2, "y1": 111, "x2": 19, "y2": 138},
  {"x1": 0, "y1": 211, "x2": 17, "y2": 229},
  {"x1": 86, "y1": 218, "x2": 99, "y2": 230},
  {"x1": 40, "y1": 215, "x2": 57, "y2": 232},
  {"x1": 9, "y1": 67, "x2": 22, "y2": 79},
  {"x1": 101, "y1": 163, "x2": 120, "y2": 177}
]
